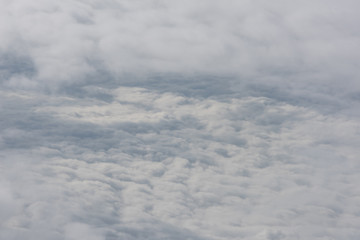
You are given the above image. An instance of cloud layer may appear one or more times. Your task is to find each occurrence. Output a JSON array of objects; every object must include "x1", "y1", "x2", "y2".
[
  {"x1": 1, "y1": 0, "x2": 360, "y2": 239},
  {"x1": 1, "y1": 0, "x2": 360, "y2": 91},
  {"x1": 1, "y1": 86, "x2": 360, "y2": 239}
]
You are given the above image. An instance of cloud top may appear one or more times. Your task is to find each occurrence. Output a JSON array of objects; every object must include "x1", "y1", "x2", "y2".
[
  {"x1": 1, "y1": 0, "x2": 360, "y2": 91},
  {"x1": 1, "y1": 1, "x2": 360, "y2": 239}
]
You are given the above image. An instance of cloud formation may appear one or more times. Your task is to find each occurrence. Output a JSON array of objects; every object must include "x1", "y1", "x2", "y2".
[
  {"x1": 1, "y1": 0, "x2": 360, "y2": 239},
  {"x1": 1, "y1": 86, "x2": 360, "y2": 239},
  {"x1": 1, "y1": 0, "x2": 360, "y2": 91}
]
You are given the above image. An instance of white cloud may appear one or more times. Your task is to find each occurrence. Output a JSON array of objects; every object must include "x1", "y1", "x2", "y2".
[
  {"x1": 1, "y1": 1, "x2": 360, "y2": 239},
  {"x1": 0, "y1": 0, "x2": 359, "y2": 93},
  {"x1": 1, "y1": 86, "x2": 360, "y2": 239}
]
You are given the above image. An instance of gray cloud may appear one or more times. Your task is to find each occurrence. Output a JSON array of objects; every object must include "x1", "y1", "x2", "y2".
[{"x1": 1, "y1": 1, "x2": 360, "y2": 239}]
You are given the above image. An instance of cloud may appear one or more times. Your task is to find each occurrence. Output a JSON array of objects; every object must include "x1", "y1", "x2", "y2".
[
  {"x1": 64, "y1": 223, "x2": 105, "y2": 240},
  {"x1": 0, "y1": 0, "x2": 359, "y2": 93},
  {"x1": 1, "y1": 85, "x2": 360, "y2": 239},
  {"x1": 1, "y1": 1, "x2": 360, "y2": 239}
]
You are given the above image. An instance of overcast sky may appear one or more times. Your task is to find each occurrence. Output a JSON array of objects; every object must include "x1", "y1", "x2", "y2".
[{"x1": 1, "y1": 0, "x2": 360, "y2": 239}]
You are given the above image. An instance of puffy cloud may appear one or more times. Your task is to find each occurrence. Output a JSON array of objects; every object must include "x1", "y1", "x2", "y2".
[
  {"x1": 1, "y1": 86, "x2": 360, "y2": 239},
  {"x1": 1, "y1": 1, "x2": 360, "y2": 239},
  {"x1": 0, "y1": 0, "x2": 359, "y2": 92}
]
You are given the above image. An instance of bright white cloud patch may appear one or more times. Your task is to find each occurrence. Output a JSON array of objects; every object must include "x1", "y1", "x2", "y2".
[{"x1": 1, "y1": 0, "x2": 360, "y2": 240}]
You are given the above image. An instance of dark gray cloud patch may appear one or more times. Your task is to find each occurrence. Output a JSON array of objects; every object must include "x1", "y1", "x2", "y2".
[{"x1": 0, "y1": 51, "x2": 35, "y2": 78}]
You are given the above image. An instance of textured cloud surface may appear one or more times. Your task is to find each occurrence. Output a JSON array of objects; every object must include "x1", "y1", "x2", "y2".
[
  {"x1": 1, "y1": 0, "x2": 360, "y2": 90},
  {"x1": 1, "y1": 0, "x2": 360, "y2": 240}
]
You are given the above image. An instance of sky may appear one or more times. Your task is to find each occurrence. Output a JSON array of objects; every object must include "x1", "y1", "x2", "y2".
[{"x1": 1, "y1": 0, "x2": 360, "y2": 239}]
